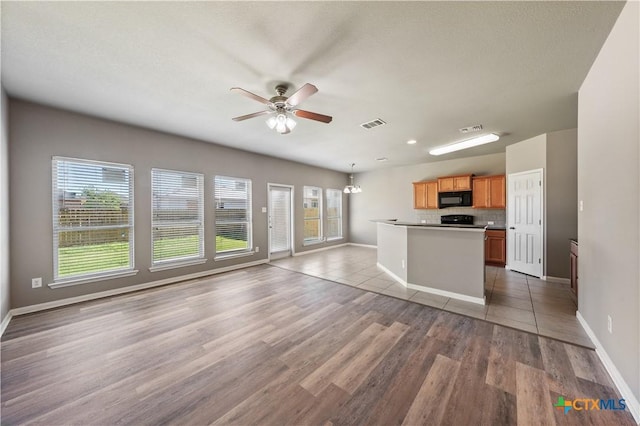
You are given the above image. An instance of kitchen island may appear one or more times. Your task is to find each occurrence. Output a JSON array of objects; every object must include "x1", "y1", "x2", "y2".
[{"x1": 376, "y1": 221, "x2": 486, "y2": 304}]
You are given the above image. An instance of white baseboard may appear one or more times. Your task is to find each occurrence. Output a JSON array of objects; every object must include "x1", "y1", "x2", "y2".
[
  {"x1": 0, "y1": 311, "x2": 12, "y2": 336},
  {"x1": 294, "y1": 243, "x2": 348, "y2": 257},
  {"x1": 576, "y1": 311, "x2": 640, "y2": 424},
  {"x1": 376, "y1": 262, "x2": 407, "y2": 286},
  {"x1": 376, "y1": 262, "x2": 485, "y2": 306},
  {"x1": 543, "y1": 275, "x2": 570, "y2": 284},
  {"x1": 348, "y1": 243, "x2": 377, "y2": 249},
  {"x1": 407, "y1": 283, "x2": 486, "y2": 305},
  {"x1": 10, "y1": 259, "x2": 270, "y2": 317}
]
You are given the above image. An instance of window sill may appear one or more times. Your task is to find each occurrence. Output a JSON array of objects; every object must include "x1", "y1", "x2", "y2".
[
  {"x1": 303, "y1": 239, "x2": 326, "y2": 247},
  {"x1": 214, "y1": 250, "x2": 255, "y2": 261},
  {"x1": 149, "y1": 258, "x2": 207, "y2": 272},
  {"x1": 326, "y1": 237, "x2": 344, "y2": 242},
  {"x1": 49, "y1": 269, "x2": 139, "y2": 289}
]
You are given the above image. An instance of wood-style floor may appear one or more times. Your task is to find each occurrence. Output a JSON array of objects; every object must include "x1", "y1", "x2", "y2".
[
  {"x1": 272, "y1": 246, "x2": 592, "y2": 347},
  {"x1": 1, "y1": 265, "x2": 634, "y2": 425}
]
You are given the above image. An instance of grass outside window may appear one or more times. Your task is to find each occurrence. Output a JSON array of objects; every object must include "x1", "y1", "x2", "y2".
[{"x1": 57, "y1": 235, "x2": 247, "y2": 278}]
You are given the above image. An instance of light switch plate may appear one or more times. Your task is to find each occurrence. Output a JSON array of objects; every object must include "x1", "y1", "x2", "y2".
[{"x1": 261, "y1": 207, "x2": 267, "y2": 213}]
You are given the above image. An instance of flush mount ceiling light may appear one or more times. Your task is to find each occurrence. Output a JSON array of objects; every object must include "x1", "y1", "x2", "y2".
[
  {"x1": 407, "y1": 139, "x2": 417, "y2": 145},
  {"x1": 344, "y1": 163, "x2": 362, "y2": 194},
  {"x1": 429, "y1": 133, "x2": 500, "y2": 156}
]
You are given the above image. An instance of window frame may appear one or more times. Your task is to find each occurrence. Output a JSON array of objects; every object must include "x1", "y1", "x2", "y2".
[
  {"x1": 325, "y1": 188, "x2": 343, "y2": 240},
  {"x1": 150, "y1": 168, "x2": 206, "y2": 271},
  {"x1": 51, "y1": 156, "x2": 137, "y2": 287},
  {"x1": 303, "y1": 185, "x2": 324, "y2": 245},
  {"x1": 214, "y1": 175, "x2": 253, "y2": 258}
]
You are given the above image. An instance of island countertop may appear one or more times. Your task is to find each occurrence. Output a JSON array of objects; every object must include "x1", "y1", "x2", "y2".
[{"x1": 371, "y1": 219, "x2": 486, "y2": 231}]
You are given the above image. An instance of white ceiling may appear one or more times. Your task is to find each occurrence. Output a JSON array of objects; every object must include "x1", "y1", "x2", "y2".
[{"x1": 0, "y1": 1, "x2": 624, "y2": 172}]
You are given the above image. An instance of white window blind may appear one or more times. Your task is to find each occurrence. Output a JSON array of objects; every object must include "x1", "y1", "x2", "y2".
[
  {"x1": 52, "y1": 157, "x2": 134, "y2": 282},
  {"x1": 151, "y1": 169, "x2": 204, "y2": 265},
  {"x1": 326, "y1": 189, "x2": 343, "y2": 239},
  {"x1": 303, "y1": 186, "x2": 323, "y2": 242},
  {"x1": 214, "y1": 176, "x2": 252, "y2": 253}
]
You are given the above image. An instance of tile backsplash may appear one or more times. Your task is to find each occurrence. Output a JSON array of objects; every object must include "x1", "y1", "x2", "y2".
[{"x1": 416, "y1": 208, "x2": 506, "y2": 226}]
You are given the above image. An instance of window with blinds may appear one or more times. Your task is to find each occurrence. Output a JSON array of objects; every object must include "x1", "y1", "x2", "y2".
[
  {"x1": 303, "y1": 186, "x2": 323, "y2": 243},
  {"x1": 214, "y1": 176, "x2": 252, "y2": 254},
  {"x1": 52, "y1": 157, "x2": 134, "y2": 282},
  {"x1": 326, "y1": 189, "x2": 343, "y2": 239},
  {"x1": 151, "y1": 169, "x2": 204, "y2": 265}
]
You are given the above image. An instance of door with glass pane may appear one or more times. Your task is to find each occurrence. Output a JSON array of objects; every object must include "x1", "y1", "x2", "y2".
[{"x1": 268, "y1": 184, "x2": 293, "y2": 259}]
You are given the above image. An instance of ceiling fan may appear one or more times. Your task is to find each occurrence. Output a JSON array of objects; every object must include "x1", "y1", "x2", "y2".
[{"x1": 231, "y1": 83, "x2": 332, "y2": 134}]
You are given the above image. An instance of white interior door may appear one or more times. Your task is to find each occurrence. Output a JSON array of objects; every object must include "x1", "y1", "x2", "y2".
[
  {"x1": 268, "y1": 184, "x2": 293, "y2": 259},
  {"x1": 507, "y1": 169, "x2": 543, "y2": 277}
]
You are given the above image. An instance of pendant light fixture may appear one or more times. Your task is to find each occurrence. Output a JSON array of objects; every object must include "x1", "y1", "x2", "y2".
[{"x1": 343, "y1": 163, "x2": 362, "y2": 194}]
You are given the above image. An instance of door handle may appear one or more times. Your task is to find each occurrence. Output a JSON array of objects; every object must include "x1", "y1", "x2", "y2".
[{"x1": 509, "y1": 227, "x2": 516, "y2": 230}]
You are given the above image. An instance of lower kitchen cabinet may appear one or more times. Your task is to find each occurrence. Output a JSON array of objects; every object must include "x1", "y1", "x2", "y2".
[{"x1": 485, "y1": 229, "x2": 506, "y2": 266}]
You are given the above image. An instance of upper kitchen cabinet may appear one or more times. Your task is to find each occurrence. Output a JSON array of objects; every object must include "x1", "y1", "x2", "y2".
[
  {"x1": 413, "y1": 181, "x2": 438, "y2": 209},
  {"x1": 472, "y1": 175, "x2": 506, "y2": 209},
  {"x1": 437, "y1": 174, "x2": 473, "y2": 192}
]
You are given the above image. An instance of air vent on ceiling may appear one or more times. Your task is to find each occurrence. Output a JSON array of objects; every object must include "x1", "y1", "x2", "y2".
[
  {"x1": 360, "y1": 118, "x2": 386, "y2": 129},
  {"x1": 459, "y1": 124, "x2": 483, "y2": 134}
]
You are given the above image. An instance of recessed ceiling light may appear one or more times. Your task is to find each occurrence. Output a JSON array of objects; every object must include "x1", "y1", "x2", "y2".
[
  {"x1": 407, "y1": 139, "x2": 417, "y2": 145},
  {"x1": 376, "y1": 157, "x2": 389, "y2": 162},
  {"x1": 429, "y1": 133, "x2": 500, "y2": 156}
]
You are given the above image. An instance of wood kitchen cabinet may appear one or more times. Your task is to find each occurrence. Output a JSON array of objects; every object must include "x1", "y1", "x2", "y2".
[
  {"x1": 437, "y1": 174, "x2": 473, "y2": 192},
  {"x1": 570, "y1": 240, "x2": 578, "y2": 302},
  {"x1": 473, "y1": 175, "x2": 506, "y2": 209},
  {"x1": 485, "y1": 229, "x2": 506, "y2": 266},
  {"x1": 413, "y1": 181, "x2": 438, "y2": 209}
]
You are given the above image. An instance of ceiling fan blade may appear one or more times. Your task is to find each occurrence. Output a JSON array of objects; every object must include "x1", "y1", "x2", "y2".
[
  {"x1": 293, "y1": 109, "x2": 333, "y2": 123},
  {"x1": 230, "y1": 87, "x2": 271, "y2": 105},
  {"x1": 286, "y1": 83, "x2": 318, "y2": 107},
  {"x1": 232, "y1": 110, "x2": 271, "y2": 121}
]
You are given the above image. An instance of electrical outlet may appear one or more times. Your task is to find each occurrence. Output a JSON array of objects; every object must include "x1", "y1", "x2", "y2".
[
  {"x1": 32, "y1": 277, "x2": 42, "y2": 288},
  {"x1": 579, "y1": 200, "x2": 584, "y2": 212},
  {"x1": 261, "y1": 207, "x2": 267, "y2": 213},
  {"x1": 420, "y1": 219, "x2": 426, "y2": 223},
  {"x1": 255, "y1": 246, "x2": 259, "y2": 252},
  {"x1": 488, "y1": 221, "x2": 495, "y2": 225},
  {"x1": 607, "y1": 315, "x2": 612, "y2": 333},
  {"x1": 401, "y1": 259, "x2": 405, "y2": 269}
]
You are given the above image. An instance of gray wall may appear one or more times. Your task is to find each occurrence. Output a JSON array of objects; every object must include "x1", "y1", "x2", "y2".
[
  {"x1": 349, "y1": 153, "x2": 506, "y2": 245},
  {"x1": 546, "y1": 128, "x2": 577, "y2": 278},
  {"x1": 578, "y1": 0, "x2": 639, "y2": 403},
  {"x1": 9, "y1": 100, "x2": 348, "y2": 309},
  {"x1": 1, "y1": 88, "x2": 9, "y2": 321},
  {"x1": 505, "y1": 134, "x2": 546, "y2": 176}
]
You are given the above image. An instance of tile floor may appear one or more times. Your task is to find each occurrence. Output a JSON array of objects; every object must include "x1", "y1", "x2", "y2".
[{"x1": 272, "y1": 245, "x2": 593, "y2": 348}]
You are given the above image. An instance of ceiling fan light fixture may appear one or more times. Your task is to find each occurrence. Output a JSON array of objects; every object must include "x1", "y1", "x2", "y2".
[
  {"x1": 267, "y1": 112, "x2": 296, "y2": 134},
  {"x1": 429, "y1": 133, "x2": 500, "y2": 156},
  {"x1": 232, "y1": 83, "x2": 331, "y2": 134}
]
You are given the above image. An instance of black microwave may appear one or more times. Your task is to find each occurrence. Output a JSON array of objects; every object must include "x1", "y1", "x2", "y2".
[{"x1": 438, "y1": 191, "x2": 472, "y2": 208}]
